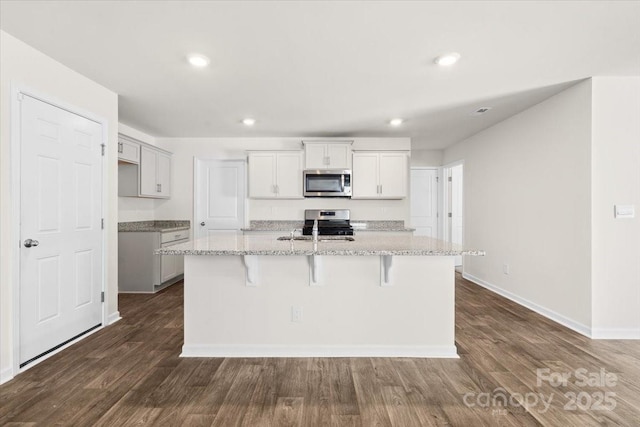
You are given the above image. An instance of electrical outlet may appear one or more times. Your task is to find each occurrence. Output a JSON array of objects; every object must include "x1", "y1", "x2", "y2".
[
  {"x1": 503, "y1": 263, "x2": 510, "y2": 275},
  {"x1": 291, "y1": 306, "x2": 303, "y2": 323}
]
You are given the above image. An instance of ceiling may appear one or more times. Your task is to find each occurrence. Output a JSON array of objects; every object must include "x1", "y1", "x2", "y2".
[{"x1": 1, "y1": 1, "x2": 639, "y2": 149}]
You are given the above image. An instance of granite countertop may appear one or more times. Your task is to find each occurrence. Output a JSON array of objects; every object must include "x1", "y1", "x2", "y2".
[
  {"x1": 119, "y1": 220, "x2": 190, "y2": 232},
  {"x1": 156, "y1": 232, "x2": 484, "y2": 257},
  {"x1": 242, "y1": 220, "x2": 415, "y2": 232}
]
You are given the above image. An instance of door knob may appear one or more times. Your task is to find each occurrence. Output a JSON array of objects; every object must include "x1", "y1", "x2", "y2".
[
  {"x1": 24, "y1": 239, "x2": 39, "y2": 248},
  {"x1": 200, "y1": 222, "x2": 205, "y2": 226}
]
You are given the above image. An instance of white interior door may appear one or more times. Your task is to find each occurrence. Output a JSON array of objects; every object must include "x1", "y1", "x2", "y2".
[
  {"x1": 195, "y1": 159, "x2": 246, "y2": 239},
  {"x1": 448, "y1": 164, "x2": 464, "y2": 266},
  {"x1": 20, "y1": 95, "x2": 103, "y2": 367},
  {"x1": 410, "y1": 168, "x2": 439, "y2": 237}
]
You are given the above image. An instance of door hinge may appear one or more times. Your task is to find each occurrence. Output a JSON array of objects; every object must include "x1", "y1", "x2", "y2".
[
  {"x1": 101, "y1": 291, "x2": 105, "y2": 302},
  {"x1": 101, "y1": 144, "x2": 106, "y2": 156},
  {"x1": 101, "y1": 218, "x2": 105, "y2": 229},
  {"x1": 17, "y1": 93, "x2": 24, "y2": 101},
  {"x1": 448, "y1": 212, "x2": 453, "y2": 218},
  {"x1": 436, "y1": 176, "x2": 439, "y2": 183},
  {"x1": 448, "y1": 176, "x2": 452, "y2": 182}
]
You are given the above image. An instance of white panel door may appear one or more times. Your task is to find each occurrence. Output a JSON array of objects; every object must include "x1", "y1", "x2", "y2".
[
  {"x1": 195, "y1": 159, "x2": 246, "y2": 239},
  {"x1": 410, "y1": 168, "x2": 438, "y2": 237},
  {"x1": 20, "y1": 95, "x2": 103, "y2": 367}
]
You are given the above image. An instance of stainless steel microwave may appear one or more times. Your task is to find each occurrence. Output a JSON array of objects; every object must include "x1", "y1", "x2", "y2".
[{"x1": 303, "y1": 169, "x2": 352, "y2": 197}]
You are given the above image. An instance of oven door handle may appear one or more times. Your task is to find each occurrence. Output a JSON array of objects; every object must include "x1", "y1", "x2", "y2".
[{"x1": 341, "y1": 174, "x2": 345, "y2": 193}]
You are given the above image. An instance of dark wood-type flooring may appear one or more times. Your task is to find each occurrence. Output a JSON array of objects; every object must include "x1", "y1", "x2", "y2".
[{"x1": 2, "y1": 274, "x2": 640, "y2": 426}]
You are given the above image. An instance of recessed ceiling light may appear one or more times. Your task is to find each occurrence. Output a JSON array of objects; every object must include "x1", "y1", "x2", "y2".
[
  {"x1": 389, "y1": 118, "x2": 404, "y2": 126},
  {"x1": 434, "y1": 52, "x2": 461, "y2": 66},
  {"x1": 187, "y1": 54, "x2": 210, "y2": 67},
  {"x1": 242, "y1": 118, "x2": 256, "y2": 126}
]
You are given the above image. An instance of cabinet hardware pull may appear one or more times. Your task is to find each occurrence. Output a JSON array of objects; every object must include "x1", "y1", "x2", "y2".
[{"x1": 157, "y1": 183, "x2": 162, "y2": 192}]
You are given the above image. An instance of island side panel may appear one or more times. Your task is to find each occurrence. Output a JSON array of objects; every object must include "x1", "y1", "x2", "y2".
[{"x1": 183, "y1": 255, "x2": 456, "y2": 357}]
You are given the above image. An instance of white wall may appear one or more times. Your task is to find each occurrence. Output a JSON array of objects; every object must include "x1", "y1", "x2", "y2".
[
  {"x1": 155, "y1": 137, "x2": 411, "y2": 226},
  {"x1": 443, "y1": 80, "x2": 594, "y2": 332},
  {"x1": 117, "y1": 123, "x2": 157, "y2": 222},
  {"x1": 591, "y1": 77, "x2": 640, "y2": 337},
  {"x1": 0, "y1": 31, "x2": 119, "y2": 382},
  {"x1": 411, "y1": 149, "x2": 443, "y2": 167}
]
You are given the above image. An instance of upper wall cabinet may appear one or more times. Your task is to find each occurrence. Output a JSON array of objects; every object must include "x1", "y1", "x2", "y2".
[
  {"x1": 248, "y1": 151, "x2": 303, "y2": 199},
  {"x1": 352, "y1": 151, "x2": 408, "y2": 199},
  {"x1": 303, "y1": 141, "x2": 352, "y2": 169},
  {"x1": 117, "y1": 135, "x2": 140, "y2": 164},
  {"x1": 140, "y1": 146, "x2": 171, "y2": 198},
  {"x1": 118, "y1": 136, "x2": 172, "y2": 199}
]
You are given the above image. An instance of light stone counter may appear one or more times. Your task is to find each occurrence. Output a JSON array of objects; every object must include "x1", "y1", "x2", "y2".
[
  {"x1": 119, "y1": 220, "x2": 190, "y2": 232},
  {"x1": 156, "y1": 232, "x2": 484, "y2": 257}
]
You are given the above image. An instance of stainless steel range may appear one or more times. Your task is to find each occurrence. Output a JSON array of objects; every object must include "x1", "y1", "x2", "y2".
[{"x1": 302, "y1": 209, "x2": 354, "y2": 236}]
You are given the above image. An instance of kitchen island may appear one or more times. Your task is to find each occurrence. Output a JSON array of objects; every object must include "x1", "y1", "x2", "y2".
[{"x1": 157, "y1": 232, "x2": 483, "y2": 358}]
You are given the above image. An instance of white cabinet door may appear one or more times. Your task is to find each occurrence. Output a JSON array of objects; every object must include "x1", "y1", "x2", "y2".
[
  {"x1": 248, "y1": 153, "x2": 277, "y2": 198},
  {"x1": 118, "y1": 138, "x2": 139, "y2": 163},
  {"x1": 304, "y1": 143, "x2": 327, "y2": 169},
  {"x1": 352, "y1": 153, "x2": 379, "y2": 198},
  {"x1": 304, "y1": 142, "x2": 352, "y2": 169},
  {"x1": 160, "y1": 251, "x2": 178, "y2": 283},
  {"x1": 139, "y1": 146, "x2": 159, "y2": 196},
  {"x1": 352, "y1": 152, "x2": 408, "y2": 199},
  {"x1": 248, "y1": 152, "x2": 303, "y2": 199},
  {"x1": 138, "y1": 146, "x2": 171, "y2": 198},
  {"x1": 326, "y1": 143, "x2": 352, "y2": 169},
  {"x1": 157, "y1": 152, "x2": 171, "y2": 198},
  {"x1": 379, "y1": 153, "x2": 407, "y2": 198},
  {"x1": 276, "y1": 152, "x2": 303, "y2": 198}
]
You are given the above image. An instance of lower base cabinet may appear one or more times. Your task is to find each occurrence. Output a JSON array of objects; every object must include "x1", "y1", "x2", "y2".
[{"x1": 118, "y1": 230, "x2": 188, "y2": 293}]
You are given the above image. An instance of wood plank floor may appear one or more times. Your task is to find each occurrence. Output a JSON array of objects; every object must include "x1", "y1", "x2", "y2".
[{"x1": 2, "y1": 274, "x2": 639, "y2": 426}]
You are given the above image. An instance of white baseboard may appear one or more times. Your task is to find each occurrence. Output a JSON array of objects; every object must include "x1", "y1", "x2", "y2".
[
  {"x1": 181, "y1": 344, "x2": 459, "y2": 358},
  {"x1": 0, "y1": 366, "x2": 14, "y2": 385},
  {"x1": 591, "y1": 328, "x2": 640, "y2": 340},
  {"x1": 107, "y1": 311, "x2": 121, "y2": 325},
  {"x1": 463, "y1": 272, "x2": 592, "y2": 338}
]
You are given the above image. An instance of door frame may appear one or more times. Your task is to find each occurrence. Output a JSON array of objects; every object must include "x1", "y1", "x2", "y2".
[
  {"x1": 192, "y1": 157, "x2": 248, "y2": 239},
  {"x1": 10, "y1": 84, "x2": 109, "y2": 377},
  {"x1": 441, "y1": 160, "x2": 464, "y2": 268},
  {"x1": 409, "y1": 167, "x2": 442, "y2": 240}
]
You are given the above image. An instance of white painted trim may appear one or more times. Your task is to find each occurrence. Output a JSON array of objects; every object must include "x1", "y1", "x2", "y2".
[
  {"x1": 0, "y1": 367, "x2": 14, "y2": 385},
  {"x1": 10, "y1": 83, "x2": 109, "y2": 377},
  {"x1": 591, "y1": 328, "x2": 640, "y2": 340},
  {"x1": 107, "y1": 312, "x2": 122, "y2": 325},
  {"x1": 181, "y1": 344, "x2": 459, "y2": 358},
  {"x1": 463, "y1": 272, "x2": 592, "y2": 337}
]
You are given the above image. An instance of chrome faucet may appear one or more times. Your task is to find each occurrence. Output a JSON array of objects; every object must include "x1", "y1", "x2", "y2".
[{"x1": 312, "y1": 219, "x2": 319, "y2": 243}]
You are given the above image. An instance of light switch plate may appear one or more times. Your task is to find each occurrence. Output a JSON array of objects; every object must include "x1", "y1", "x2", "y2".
[{"x1": 614, "y1": 205, "x2": 635, "y2": 219}]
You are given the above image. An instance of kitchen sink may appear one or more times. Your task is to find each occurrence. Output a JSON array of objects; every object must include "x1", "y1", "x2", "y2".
[{"x1": 277, "y1": 236, "x2": 355, "y2": 242}]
